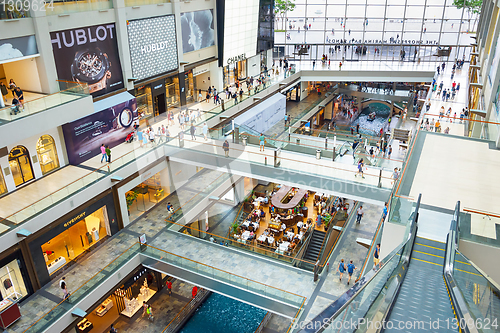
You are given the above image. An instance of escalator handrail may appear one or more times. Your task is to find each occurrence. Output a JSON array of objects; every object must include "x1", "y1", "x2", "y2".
[
  {"x1": 443, "y1": 202, "x2": 500, "y2": 333},
  {"x1": 298, "y1": 194, "x2": 421, "y2": 333}
]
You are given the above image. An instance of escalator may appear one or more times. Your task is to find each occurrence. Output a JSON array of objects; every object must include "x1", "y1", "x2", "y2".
[
  {"x1": 300, "y1": 229, "x2": 327, "y2": 270},
  {"x1": 383, "y1": 237, "x2": 457, "y2": 332},
  {"x1": 299, "y1": 197, "x2": 500, "y2": 333}
]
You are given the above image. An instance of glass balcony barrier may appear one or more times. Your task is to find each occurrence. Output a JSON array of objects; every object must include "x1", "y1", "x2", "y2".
[
  {"x1": 0, "y1": 2, "x2": 30, "y2": 19},
  {"x1": 0, "y1": 136, "x2": 175, "y2": 236},
  {"x1": 163, "y1": 133, "x2": 395, "y2": 192},
  {"x1": 0, "y1": 81, "x2": 89, "y2": 125},
  {"x1": 444, "y1": 202, "x2": 500, "y2": 333},
  {"x1": 124, "y1": 0, "x2": 170, "y2": 6},
  {"x1": 23, "y1": 242, "x2": 305, "y2": 332},
  {"x1": 46, "y1": 0, "x2": 113, "y2": 16}
]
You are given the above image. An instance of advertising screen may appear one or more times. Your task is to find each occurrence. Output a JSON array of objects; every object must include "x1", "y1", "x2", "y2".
[
  {"x1": 0, "y1": 35, "x2": 38, "y2": 63},
  {"x1": 62, "y1": 98, "x2": 138, "y2": 165},
  {"x1": 127, "y1": 15, "x2": 178, "y2": 81},
  {"x1": 180, "y1": 10, "x2": 215, "y2": 53},
  {"x1": 50, "y1": 24, "x2": 124, "y2": 98}
]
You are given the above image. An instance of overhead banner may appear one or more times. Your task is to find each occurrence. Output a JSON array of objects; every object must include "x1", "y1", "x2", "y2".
[
  {"x1": 62, "y1": 97, "x2": 138, "y2": 165},
  {"x1": 180, "y1": 9, "x2": 215, "y2": 53},
  {"x1": 0, "y1": 35, "x2": 38, "y2": 63},
  {"x1": 50, "y1": 24, "x2": 124, "y2": 98},
  {"x1": 127, "y1": 15, "x2": 178, "y2": 81}
]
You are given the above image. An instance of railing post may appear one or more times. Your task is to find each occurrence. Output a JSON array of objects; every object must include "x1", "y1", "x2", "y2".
[
  {"x1": 332, "y1": 147, "x2": 336, "y2": 161},
  {"x1": 325, "y1": 137, "x2": 328, "y2": 149},
  {"x1": 378, "y1": 168, "x2": 382, "y2": 188}
]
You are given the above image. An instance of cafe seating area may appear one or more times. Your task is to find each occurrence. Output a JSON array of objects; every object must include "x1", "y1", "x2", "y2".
[{"x1": 231, "y1": 183, "x2": 341, "y2": 257}]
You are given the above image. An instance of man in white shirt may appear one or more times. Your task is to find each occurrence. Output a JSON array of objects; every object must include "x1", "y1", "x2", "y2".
[
  {"x1": 297, "y1": 221, "x2": 304, "y2": 229},
  {"x1": 149, "y1": 129, "x2": 155, "y2": 146},
  {"x1": 356, "y1": 205, "x2": 364, "y2": 224}
]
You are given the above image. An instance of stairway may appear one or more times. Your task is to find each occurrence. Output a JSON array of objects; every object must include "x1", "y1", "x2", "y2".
[
  {"x1": 383, "y1": 237, "x2": 457, "y2": 332},
  {"x1": 301, "y1": 229, "x2": 327, "y2": 270}
]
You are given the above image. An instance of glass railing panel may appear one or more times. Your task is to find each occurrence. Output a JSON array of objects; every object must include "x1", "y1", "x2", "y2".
[
  {"x1": 0, "y1": 83, "x2": 89, "y2": 124},
  {"x1": 0, "y1": 6, "x2": 30, "y2": 19},
  {"x1": 47, "y1": 0, "x2": 113, "y2": 15},
  {"x1": 453, "y1": 251, "x2": 500, "y2": 332},
  {"x1": 459, "y1": 211, "x2": 500, "y2": 249},
  {"x1": 387, "y1": 196, "x2": 415, "y2": 225},
  {"x1": 23, "y1": 243, "x2": 141, "y2": 333}
]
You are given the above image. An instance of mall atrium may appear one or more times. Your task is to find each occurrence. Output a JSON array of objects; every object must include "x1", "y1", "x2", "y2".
[{"x1": 0, "y1": 0, "x2": 498, "y2": 332}]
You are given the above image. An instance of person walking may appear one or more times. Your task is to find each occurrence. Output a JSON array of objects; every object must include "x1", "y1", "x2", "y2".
[
  {"x1": 356, "y1": 205, "x2": 364, "y2": 224},
  {"x1": 100, "y1": 144, "x2": 107, "y2": 163},
  {"x1": 339, "y1": 61, "x2": 342, "y2": 71},
  {"x1": 338, "y1": 259, "x2": 346, "y2": 282},
  {"x1": 355, "y1": 159, "x2": 365, "y2": 179},
  {"x1": 147, "y1": 305, "x2": 154, "y2": 321},
  {"x1": 387, "y1": 145, "x2": 392, "y2": 158},
  {"x1": 284, "y1": 114, "x2": 289, "y2": 127},
  {"x1": 142, "y1": 130, "x2": 148, "y2": 147},
  {"x1": 60, "y1": 278, "x2": 70, "y2": 300},
  {"x1": 383, "y1": 202, "x2": 388, "y2": 221},
  {"x1": 190, "y1": 123, "x2": 196, "y2": 140},
  {"x1": 223, "y1": 140, "x2": 229, "y2": 157},
  {"x1": 166, "y1": 280, "x2": 172, "y2": 296},
  {"x1": 109, "y1": 324, "x2": 118, "y2": 333},
  {"x1": 373, "y1": 244, "x2": 381, "y2": 270},
  {"x1": 259, "y1": 133, "x2": 265, "y2": 152},
  {"x1": 0, "y1": 82, "x2": 8, "y2": 104},
  {"x1": 392, "y1": 167, "x2": 400, "y2": 185},
  {"x1": 149, "y1": 128, "x2": 155, "y2": 146},
  {"x1": 105, "y1": 145, "x2": 111, "y2": 163},
  {"x1": 142, "y1": 301, "x2": 148, "y2": 317},
  {"x1": 202, "y1": 122, "x2": 209, "y2": 140},
  {"x1": 347, "y1": 260, "x2": 356, "y2": 285},
  {"x1": 312, "y1": 60, "x2": 316, "y2": 69}
]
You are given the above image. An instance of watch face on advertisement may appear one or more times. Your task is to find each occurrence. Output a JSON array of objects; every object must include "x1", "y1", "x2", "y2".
[
  {"x1": 72, "y1": 49, "x2": 108, "y2": 84},
  {"x1": 119, "y1": 108, "x2": 133, "y2": 128}
]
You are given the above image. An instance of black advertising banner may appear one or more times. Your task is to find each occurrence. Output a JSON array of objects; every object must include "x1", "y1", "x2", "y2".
[
  {"x1": 62, "y1": 98, "x2": 138, "y2": 165},
  {"x1": 50, "y1": 24, "x2": 124, "y2": 98}
]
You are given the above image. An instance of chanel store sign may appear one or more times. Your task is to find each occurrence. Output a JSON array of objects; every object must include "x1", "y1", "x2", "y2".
[{"x1": 127, "y1": 15, "x2": 179, "y2": 81}]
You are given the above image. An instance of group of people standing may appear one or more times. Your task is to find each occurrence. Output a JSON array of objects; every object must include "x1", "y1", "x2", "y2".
[{"x1": 0, "y1": 79, "x2": 25, "y2": 113}]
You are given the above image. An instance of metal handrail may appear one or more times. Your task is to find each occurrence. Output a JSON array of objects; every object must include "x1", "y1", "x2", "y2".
[
  {"x1": 161, "y1": 288, "x2": 210, "y2": 333},
  {"x1": 443, "y1": 201, "x2": 500, "y2": 333}
]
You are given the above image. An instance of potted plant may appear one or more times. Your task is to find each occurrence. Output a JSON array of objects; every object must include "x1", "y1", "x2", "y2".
[
  {"x1": 231, "y1": 221, "x2": 240, "y2": 235},
  {"x1": 126, "y1": 191, "x2": 139, "y2": 215}
]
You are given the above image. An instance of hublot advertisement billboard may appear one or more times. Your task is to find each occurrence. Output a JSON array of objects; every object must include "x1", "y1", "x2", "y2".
[
  {"x1": 127, "y1": 15, "x2": 179, "y2": 81},
  {"x1": 50, "y1": 24, "x2": 124, "y2": 98}
]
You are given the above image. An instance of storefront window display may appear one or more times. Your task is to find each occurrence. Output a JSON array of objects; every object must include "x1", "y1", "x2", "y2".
[
  {"x1": 76, "y1": 267, "x2": 161, "y2": 332},
  {"x1": 135, "y1": 85, "x2": 153, "y2": 125},
  {"x1": 41, "y1": 205, "x2": 112, "y2": 276},
  {"x1": 184, "y1": 70, "x2": 195, "y2": 104},
  {"x1": 0, "y1": 259, "x2": 28, "y2": 302},
  {"x1": 223, "y1": 60, "x2": 247, "y2": 88},
  {"x1": 8, "y1": 146, "x2": 34, "y2": 187},
  {"x1": 36, "y1": 135, "x2": 60, "y2": 175},
  {"x1": 0, "y1": 170, "x2": 6, "y2": 196},
  {"x1": 125, "y1": 172, "x2": 170, "y2": 222},
  {"x1": 166, "y1": 77, "x2": 180, "y2": 109}
]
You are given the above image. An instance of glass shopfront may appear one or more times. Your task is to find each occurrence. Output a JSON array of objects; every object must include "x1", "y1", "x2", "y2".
[
  {"x1": 41, "y1": 205, "x2": 112, "y2": 276},
  {"x1": 223, "y1": 60, "x2": 247, "y2": 88},
  {"x1": 0, "y1": 259, "x2": 28, "y2": 302},
  {"x1": 125, "y1": 171, "x2": 170, "y2": 222},
  {"x1": 8, "y1": 146, "x2": 34, "y2": 187},
  {"x1": 166, "y1": 76, "x2": 180, "y2": 109},
  {"x1": 184, "y1": 70, "x2": 196, "y2": 104},
  {"x1": 36, "y1": 135, "x2": 60, "y2": 175},
  {"x1": 135, "y1": 84, "x2": 153, "y2": 124},
  {"x1": 0, "y1": 169, "x2": 6, "y2": 196}
]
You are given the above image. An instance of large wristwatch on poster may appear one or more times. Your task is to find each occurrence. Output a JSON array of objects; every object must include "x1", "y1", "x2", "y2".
[
  {"x1": 119, "y1": 107, "x2": 134, "y2": 128},
  {"x1": 71, "y1": 48, "x2": 112, "y2": 94}
]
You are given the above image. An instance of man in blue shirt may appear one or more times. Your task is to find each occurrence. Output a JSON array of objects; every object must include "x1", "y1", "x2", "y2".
[
  {"x1": 383, "y1": 202, "x2": 388, "y2": 221},
  {"x1": 347, "y1": 260, "x2": 356, "y2": 285}
]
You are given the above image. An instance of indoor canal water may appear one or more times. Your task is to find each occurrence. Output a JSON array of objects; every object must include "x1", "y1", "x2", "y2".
[
  {"x1": 179, "y1": 293, "x2": 267, "y2": 333},
  {"x1": 349, "y1": 103, "x2": 391, "y2": 135}
]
